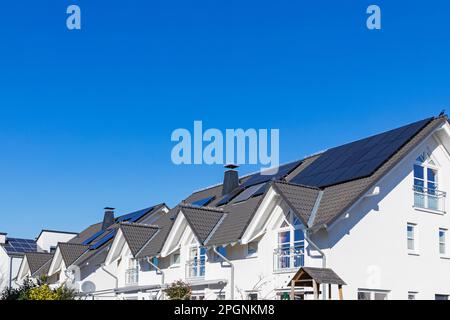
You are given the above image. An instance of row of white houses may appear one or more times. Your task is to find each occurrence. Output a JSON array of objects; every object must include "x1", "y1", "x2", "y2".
[{"x1": 3, "y1": 114, "x2": 450, "y2": 300}]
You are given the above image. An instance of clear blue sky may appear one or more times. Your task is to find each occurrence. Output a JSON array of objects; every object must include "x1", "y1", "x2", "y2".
[{"x1": 1, "y1": 0, "x2": 450, "y2": 238}]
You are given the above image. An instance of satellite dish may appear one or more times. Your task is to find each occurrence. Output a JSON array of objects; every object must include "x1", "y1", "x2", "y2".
[{"x1": 81, "y1": 281, "x2": 96, "y2": 294}]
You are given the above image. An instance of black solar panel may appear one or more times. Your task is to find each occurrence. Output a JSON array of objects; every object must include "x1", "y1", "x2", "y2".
[
  {"x1": 191, "y1": 196, "x2": 216, "y2": 207},
  {"x1": 291, "y1": 118, "x2": 433, "y2": 188},
  {"x1": 3, "y1": 238, "x2": 38, "y2": 254},
  {"x1": 231, "y1": 183, "x2": 267, "y2": 203},
  {"x1": 241, "y1": 160, "x2": 302, "y2": 189},
  {"x1": 116, "y1": 206, "x2": 154, "y2": 223}
]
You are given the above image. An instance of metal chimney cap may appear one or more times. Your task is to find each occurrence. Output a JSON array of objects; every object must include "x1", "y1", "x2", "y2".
[
  {"x1": 104, "y1": 207, "x2": 115, "y2": 211},
  {"x1": 224, "y1": 164, "x2": 239, "y2": 169}
]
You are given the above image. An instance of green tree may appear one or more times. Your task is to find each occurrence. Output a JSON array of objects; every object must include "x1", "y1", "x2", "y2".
[{"x1": 164, "y1": 280, "x2": 192, "y2": 300}]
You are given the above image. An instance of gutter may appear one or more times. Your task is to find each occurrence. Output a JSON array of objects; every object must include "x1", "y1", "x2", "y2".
[
  {"x1": 305, "y1": 190, "x2": 327, "y2": 300},
  {"x1": 304, "y1": 230, "x2": 327, "y2": 300},
  {"x1": 213, "y1": 246, "x2": 234, "y2": 300},
  {"x1": 147, "y1": 257, "x2": 165, "y2": 300}
]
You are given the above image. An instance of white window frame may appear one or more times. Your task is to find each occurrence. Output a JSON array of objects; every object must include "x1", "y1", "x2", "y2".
[
  {"x1": 357, "y1": 289, "x2": 390, "y2": 300},
  {"x1": 171, "y1": 250, "x2": 181, "y2": 267},
  {"x1": 413, "y1": 153, "x2": 444, "y2": 213},
  {"x1": 125, "y1": 257, "x2": 139, "y2": 286},
  {"x1": 407, "y1": 223, "x2": 418, "y2": 255},
  {"x1": 187, "y1": 240, "x2": 206, "y2": 279},
  {"x1": 408, "y1": 291, "x2": 418, "y2": 300},
  {"x1": 247, "y1": 292, "x2": 259, "y2": 300},
  {"x1": 439, "y1": 228, "x2": 447, "y2": 257},
  {"x1": 274, "y1": 211, "x2": 304, "y2": 271}
]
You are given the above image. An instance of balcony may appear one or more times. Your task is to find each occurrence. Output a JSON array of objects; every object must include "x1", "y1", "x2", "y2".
[
  {"x1": 273, "y1": 246, "x2": 304, "y2": 273},
  {"x1": 185, "y1": 259, "x2": 205, "y2": 280},
  {"x1": 125, "y1": 268, "x2": 139, "y2": 286},
  {"x1": 413, "y1": 185, "x2": 446, "y2": 213}
]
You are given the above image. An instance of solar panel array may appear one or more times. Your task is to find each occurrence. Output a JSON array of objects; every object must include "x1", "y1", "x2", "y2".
[
  {"x1": 241, "y1": 160, "x2": 302, "y2": 189},
  {"x1": 82, "y1": 230, "x2": 105, "y2": 245},
  {"x1": 90, "y1": 230, "x2": 116, "y2": 250},
  {"x1": 291, "y1": 118, "x2": 433, "y2": 188},
  {"x1": 191, "y1": 196, "x2": 216, "y2": 207},
  {"x1": 216, "y1": 160, "x2": 302, "y2": 206},
  {"x1": 231, "y1": 183, "x2": 267, "y2": 203},
  {"x1": 3, "y1": 238, "x2": 37, "y2": 254},
  {"x1": 116, "y1": 206, "x2": 154, "y2": 223}
]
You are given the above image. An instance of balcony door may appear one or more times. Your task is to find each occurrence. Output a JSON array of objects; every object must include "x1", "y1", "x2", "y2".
[
  {"x1": 275, "y1": 211, "x2": 304, "y2": 271},
  {"x1": 414, "y1": 152, "x2": 441, "y2": 211},
  {"x1": 188, "y1": 241, "x2": 206, "y2": 279}
]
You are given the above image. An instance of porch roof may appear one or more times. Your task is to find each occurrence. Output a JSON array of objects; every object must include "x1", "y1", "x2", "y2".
[{"x1": 289, "y1": 267, "x2": 346, "y2": 286}]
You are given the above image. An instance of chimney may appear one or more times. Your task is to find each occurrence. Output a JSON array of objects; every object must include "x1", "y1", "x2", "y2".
[
  {"x1": 102, "y1": 207, "x2": 115, "y2": 230},
  {"x1": 222, "y1": 164, "x2": 239, "y2": 195},
  {"x1": 0, "y1": 232, "x2": 6, "y2": 244}
]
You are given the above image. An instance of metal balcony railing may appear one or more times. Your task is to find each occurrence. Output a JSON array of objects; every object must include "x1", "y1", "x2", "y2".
[
  {"x1": 413, "y1": 185, "x2": 446, "y2": 212},
  {"x1": 125, "y1": 268, "x2": 139, "y2": 286},
  {"x1": 273, "y1": 246, "x2": 304, "y2": 272},
  {"x1": 186, "y1": 259, "x2": 205, "y2": 279}
]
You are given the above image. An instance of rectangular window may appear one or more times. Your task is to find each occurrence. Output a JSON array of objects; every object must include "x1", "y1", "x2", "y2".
[
  {"x1": 247, "y1": 293, "x2": 258, "y2": 300},
  {"x1": 247, "y1": 242, "x2": 258, "y2": 257},
  {"x1": 439, "y1": 229, "x2": 447, "y2": 255},
  {"x1": 407, "y1": 224, "x2": 416, "y2": 252},
  {"x1": 357, "y1": 289, "x2": 390, "y2": 300},
  {"x1": 171, "y1": 251, "x2": 180, "y2": 266},
  {"x1": 408, "y1": 292, "x2": 417, "y2": 300},
  {"x1": 435, "y1": 294, "x2": 449, "y2": 300},
  {"x1": 216, "y1": 292, "x2": 226, "y2": 300}
]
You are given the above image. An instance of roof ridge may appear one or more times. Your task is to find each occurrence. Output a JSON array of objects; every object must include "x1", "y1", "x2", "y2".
[
  {"x1": 273, "y1": 180, "x2": 321, "y2": 190},
  {"x1": 119, "y1": 222, "x2": 160, "y2": 229},
  {"x1": 26, "y1": 251, "x2": 53, "y2": 255},
  {"x1": 180, "y1": 204, "x2": 225, "y2": 213},
  {"x1": 59, "y1": 242, "x2": 89, "y2": 247}
]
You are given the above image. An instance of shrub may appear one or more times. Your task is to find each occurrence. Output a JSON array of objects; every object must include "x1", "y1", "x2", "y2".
[
  {"x1": 0, "y1": 276, "x2": 77, "y2": 300},
  {"x1": 26, "y1": 284, "x2": 57, "y2": 300},
  {"x1": 164, "y1": 280, "x2": 192, "y2": 300},
  {"x1": 0, "y1": 277, "x2": 37, "y2": 300}
]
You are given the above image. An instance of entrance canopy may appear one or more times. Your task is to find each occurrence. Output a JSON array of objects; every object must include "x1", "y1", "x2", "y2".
[
  {"x1": 288, "y1": 267, "x2": 346, "y2": 300},
  {"x1": 289, "y1": 267, "x2": 346, "y2": 287}
]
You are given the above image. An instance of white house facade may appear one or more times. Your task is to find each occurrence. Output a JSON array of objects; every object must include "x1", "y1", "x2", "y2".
[{"x1": 14, "y1": 115, "x2": 450, "y2": 300}]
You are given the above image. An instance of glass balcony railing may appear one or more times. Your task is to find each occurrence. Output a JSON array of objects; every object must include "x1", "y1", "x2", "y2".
[
  {"x1": 273, "y1": 246, "x2": 304, "y2": 273},
  {"x1": 186, "y1": 259, "x2": 205, "y2": 279},
  {"x1": 413, "y1": 185, "x2": 446, "y2": 212},
  {"x1": 125, "y1": 268, "x2": 139, "y2": 286}
]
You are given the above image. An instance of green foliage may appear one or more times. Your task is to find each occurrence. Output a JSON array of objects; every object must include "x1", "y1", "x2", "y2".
[
  {"x1": 0, "y1": 277, "x2": 38, "y2": 300},
  {"x1": 26, "y1": 284, "x2": 57, "y2": 300},
  {"x1": 164, "y1": 280, "x2": 192, "y2": 300},
  {"x1": 0, "y1": 276, "x2": 77, "y2": 300}
]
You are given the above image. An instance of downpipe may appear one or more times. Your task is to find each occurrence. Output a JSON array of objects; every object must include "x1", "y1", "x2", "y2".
[
  {"x1": 305, "y1": 230, "x2": 327, "y2": 300},
  {"x1": 101, "y1": 264, "x2": 118, "y2": 289},
  {"x1": 147, "y1": 257, "x2": 165, "y2": 300},
  {"x1": 213, "y1": 246, "x2": 234, "y2": 300}
]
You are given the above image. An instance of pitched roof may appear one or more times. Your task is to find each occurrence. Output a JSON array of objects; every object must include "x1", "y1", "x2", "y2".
[
  {"x1": 271, "y1": 181, "x2": 321, "y2": 226},
  {"x1": 58, "y1": 204, "x2": 167, "y2": 266},
  {"x1": 178, "y1": 115, "x2": 446, "y2": 245},
  {"x1": 312, "y1": 116, "x2": 445, "y2": 228},
  {"x1": 58, "y1": 243, "x2": 89, "y2": 267},
  {"x1": 24, "y1": 252, "x2": 54, "y2": 276},
  {"x1": 136, "y1": 208, "x2": 177, "y2": 258},
  {"x1": 179, "y1": 205, "x2": 225, "y2": 244},
  {"x1": 120, "y1": 223, "x2": 159, "y2": 256},
  {"x1": 291, "y1": 267, "x2": 346, "y2": 285}
]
